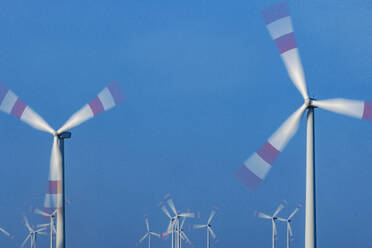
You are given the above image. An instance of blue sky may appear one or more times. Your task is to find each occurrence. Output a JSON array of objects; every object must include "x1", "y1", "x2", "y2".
[{"x1": 0, "y1": 0, "x2": 372, "y2": 247}]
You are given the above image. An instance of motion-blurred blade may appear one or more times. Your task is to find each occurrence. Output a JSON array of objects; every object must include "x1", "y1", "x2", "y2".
[
  {"x1": 276, "y1": 217, "x2": 287, "y2": 222},
  {"x1": 261, "y1": 2, "x2": 308, "y2": 100},
  {"x1": 180, "y1": 217, "x2": 186, "y2": 229},
  {"x1": 144, "y1": 215, "x2": 150, "y2": 232},
  {"x1": 0, "y1": 83, "x2": 54, "y2": 133},
  {"x1": 288, "y1": 222, "x2": 294, "y2": 240},
  {"x1": 160, "y1": 202, "x2": 172, "y2": 219},
  {"x1": 138, "y1": 233, "x2": 148, "y2": 244},
  {"x1": 36, "y1": 223, "x2": 49, "y2": 228},
  {"x1": 208, "y1": 227, "x2": 217, "y2": 240},
  {"x1": 313, "y1": 99, "x2": 372, "y2": 121},
  {"x1": 57, "y1": 81, "x2": 124, "y2": 133},
  {"x1": 208, "y1": 208, "x2": 217, "y2": 224},
  {"x1": 288, "y1": 204, "x2": 302, "y2": 220},
  {"x1": 181, "y1": 231, "x2": 192, "y2": 245},
  {"x1": 0, "y1": 226, "x2": 10, "y2": 237},
  {"x1": 273, "y1": 220, "x2": 278, "y2": 239},
  {"x1": 164, "y1": 194, "x2": 177, "y2": 215},
  {"x1": 33, "y1": 208, "x2": 50, "y2": 217},
  {"x1": 273, "y1": 201, "x2": 287, "y2": 217},
  {"x1": 20, "y1": 234, "x2": 31, "y2": 248},
  {"x1": 35, "y1": 227, "x2": 47, "y2": 233},
  {"x1": 193, "y1": 224, "x2": 207, "y2": 229},
  {"x1": 179, "y1": 212, "x2": 197, "y2": 218},
  {"x1": 23, "y1": 215, "x2": 33, "y2": 232},
  {"x1": 150, "y1": 232, "x2": 161, "y2": 238},
  {"x1": 44, "y1": 136, "x2": 62, "y2": 211},
  {"x1": 235, "y1": 104, "x2": 306, "y2": 190},
  {"x1": 256, "y1": 211, "x2": 272, "y2": 220}
]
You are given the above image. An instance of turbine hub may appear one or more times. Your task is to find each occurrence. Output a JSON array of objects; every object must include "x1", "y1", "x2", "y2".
[{"x1": 305, "y1": 97, "x2": 316, "y2": 108}]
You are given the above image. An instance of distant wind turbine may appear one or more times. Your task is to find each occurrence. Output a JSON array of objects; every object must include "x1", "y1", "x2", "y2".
[
  {"x1": 137, "y1": 215, "x2": 160, "y2": 248},
  {"x1": 32, "y1": 208, "x2": 57, "y2": 248},
  {"x1": 256, "y1": 202, "x2": 286, "y2": 248},
  {"x1": 21, "y1": 215, "x2": 47, "y2": 248},
  {"x1": 193, "y1": 207, "x2": 218, "y2": 248},
  {"x1": 277, "y1": 204, "x2": 302, "y2": 248},
  {"x1": 0, "y1": 81, "x2": 124, "y2": 248}
]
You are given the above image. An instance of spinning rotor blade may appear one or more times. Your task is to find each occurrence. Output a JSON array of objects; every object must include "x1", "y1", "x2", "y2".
[
  {"x1": 193, "y1": 224, "x2": 207, "y2": 229},
  {"x1": 160, "y1": 202, "x2": 172, "y2": 219},
  {"x1": 181, "y1": 231, "x2": 192, "y2": 245},
  {"x1": 208, "y1": 227, "x2": 217, "y2": 240},
  {"x1": 33, "y1": 208, "x2": 50, "y2": 217},
  {"x1": 236, "y1": 104, "x2": 306, "y2": 190},
  {"x1": 20, "y1": 234, "x2": 31, "y2": 248},
  {"x1": 273, "y1": 201, "x2": 287, "y2": 217},
  {"x1": 164, "y1": 194, "x2": 177, "y2": 215},
  {"x1": 288, "y1": 222, "x2": 294, "y2": 240},
  {"x1": 150, "y1": 232, "x2": 161, "y2": 238},
  {"x1": 58, "y1": 81, "x2": 124, "y2": 133},
  {"x1": 144, "y1": 215, "x2": 150, "y2": 232},
  {"x1": 0, "y1": 226, "x2": 10, "y2": 237},
  {"x1": 261, "y1": 2, "x2": 308, "y2": 100},
  {"x1": 256, "y1": 211, "x2": 272, "y2": 220},
  {"x1": 0, "y1": 83, "x2": 54, "y2": 133},
  {"x1": 313, "y1": 99, "x2": 372, "y2": 121},
  {"x1": 208, "y1": 208, "x2": 217, "y2": 225},
  {"x1": 138, "y1": 233, "x2": 148, "y2": 244},
  {"x1": 23, "y1": 215, "x2": 33, "y2": 232},
  {"x1": 288, "y1": 204, "x2": 302, "y2": 220}
]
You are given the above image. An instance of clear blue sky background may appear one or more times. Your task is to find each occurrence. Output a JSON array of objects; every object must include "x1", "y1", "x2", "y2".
[{"x1": 0, "y1": 0, "x2": 372, "y2": 247}]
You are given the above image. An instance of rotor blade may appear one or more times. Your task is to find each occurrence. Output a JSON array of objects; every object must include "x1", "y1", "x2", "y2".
[
  {"x1": 44, "y1": 136, "x2": 62, "y2": 211},
  {"x1": 235, "y1": 104, "x2": 306, "y2": 190},
  {"x1": 144, "y1": 215, "x2": 150, "y2": 232},
  {"x1": 138, "y1": 233, "x2": 148, "y2": 244},
  {"x1": 159, "y1": 202, "x2": 172, "y2": 219},
  {"x1": 0, "y1": 83, "x2": 55, "y2": 134},
  {"x1": 181, "y1": 231, "x2": 192, "y2": 245},
  {"x1": 166, "y1": 221, "x2": 172, "y2": 233},
  {"x1": 32, "y1": 208, "x2": 50, "y2": 217},
  {"x1": 57, "y1": 81, "x2": 124, "y2": 133},
  {"x1": 164, "y1": 194, "x2": 177, "y2": 215},
  {"x1": 261, "y1": 2, "x2": 308, "y2": 100},
  {"x1": 288, "y1": 222, "x2": 294, "y2": 240},
  {"x1": 37, "y1": 231, "x2": 48, "y2": 235},
  {"x1": 312, "y1": 99, "x2": 372, "y2": 121},
  {"x1": 150, "y1": 232, "x2": 161, "y2": 238},
  {"x1": 273, "y1": 220, "x2": 278, "y2": 239},
  {"x1": 273, "y1": 201, "x2": 287, "y2": 217},
  {"x1": 255, "y1": 211, "x2": 272, "y2": 220},
  {"x1": 276, "y1": 217, "x2": 287, "y2": 222},
  {"x1": 180, "y1": 217, "x2": 186, "y2": 229},
  {"x1": 20, "y1": 234, "x2": 31, "y2": 248},
  {"x1": 193, "y1": 224, "x2": 207, "y2": 229},
  {"x1": 288, "y1": 204, "x2": 302, "y2": 220},
  {"x1": 208, "y1": 227, "x2": 217, "y2": 240},
  {"x1": 23, "y1": 215, "x2": 33, "y2": 232},
  {"x1": 208, "y1": 208, "x2": 217, "y2": 224},
  {"x1": 179, "y1": 211, "x2": 198, "y2": 219},
  {"x1": 35, "y1": 227, "x2": 47, "y2": 232},
  {"x1": 0, "y1": 226, "x2": 10, "y2": 237},
  {"x1": 36, "y1": 223, "x2": 49, "y2": 228}
]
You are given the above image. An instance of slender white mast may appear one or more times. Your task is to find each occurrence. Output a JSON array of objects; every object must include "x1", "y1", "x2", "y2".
[
  {"x1": 207, "y1": 227, "x2": 210, "y2": 248},
  {"x1": 56, "y1": 132, "x2": 71, "y2": 248},
  {"x1": 305, "y1": 107, "x2": 316, "y2": 248},
  {"x1": 272, "y1": 220, "x2": 275, "y2": 248}
]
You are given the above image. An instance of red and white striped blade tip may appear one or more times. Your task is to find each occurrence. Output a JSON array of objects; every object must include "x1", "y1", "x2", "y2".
[
  {"x1": 57, "y1": 81, "x2": 124, "y2": 133},
  {"x1": 261, "y1": 2, "x2": 308, "y2": 100},
  {"x1": 0, "y1": 83, "x2": 54, "y2": 134},
  {"x1": 235, "y1": 104, "x2": 306, "y2": 190}
]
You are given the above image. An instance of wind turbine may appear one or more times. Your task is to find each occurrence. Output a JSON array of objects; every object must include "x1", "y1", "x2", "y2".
[
  {"x1": 0, "y1": 81, "x2": 124, "y2": 248},
  {"x1": 137, "y1": 215, "x2": 160, "y2": 248},
  {"x1": 256, "y1": 202, "x2": 286, "y2": 248},
  {"x1": 234, "y1": 2, "x2": 372, "y2": 248},
  {"x1": 278, "y1": 204, "x2": 302, "y2": 248},
  {"x1": 21, "y1": 215, "x2": 47, "y2": 248},
  {"x1": 161, "y1": 194, "x2": 197, "y2": 248},
  {"x1": 193, "y1": 207, "x2": 218, "y2": 248},
  {"x1": 32, "y1": 207, "x2": 57, "y2": 248}
]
